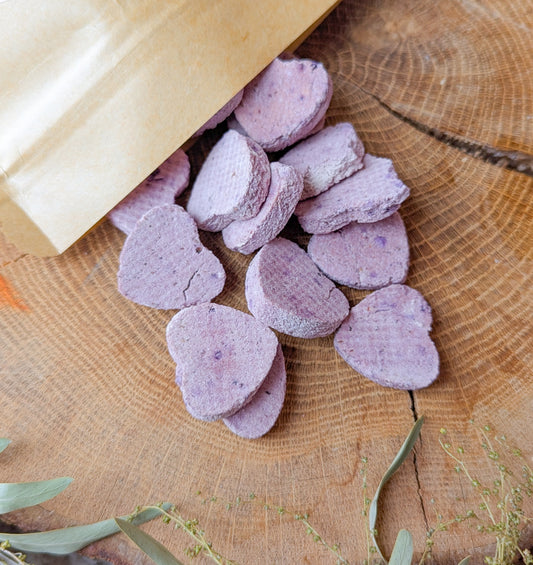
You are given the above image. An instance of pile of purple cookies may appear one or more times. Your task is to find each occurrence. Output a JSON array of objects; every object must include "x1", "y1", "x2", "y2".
[{"x1": 110, "y1": 56, "x2": 440, "y2": 439}]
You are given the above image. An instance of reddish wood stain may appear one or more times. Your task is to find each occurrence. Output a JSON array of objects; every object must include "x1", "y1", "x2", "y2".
[{"x1": 0, "y1": 274, "x2": 29, "y2": 311}]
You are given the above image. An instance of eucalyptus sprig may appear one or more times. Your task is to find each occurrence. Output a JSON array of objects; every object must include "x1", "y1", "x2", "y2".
[
  {"x1": 388, "y1": 530, "x2": 413, "y2": 565},
  {"x1": 0, "y1": 438, "x2": 169, "y2": 559},
  {"x1": 115, "y1": 517, "x2": 184, "y2": 565},
  {"x1": 368, "y1": 416, "x2": 424, "y2": 564},
  {"x1": 1, "y1": 419, "x2": 531, "y2": 565}
]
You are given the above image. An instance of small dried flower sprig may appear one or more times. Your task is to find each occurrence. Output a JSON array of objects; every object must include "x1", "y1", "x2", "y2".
[
  {"x1": 127, "y1": 503, "x2": 237, "y2": 565},
  {"x1": 4, "y1": 420, "x2": 528, "y2": 565},
  {"x1": 417, "y1": 502, "x2": 476, "y2": 564},
  {"x1": 439, "y1": 422, "x2": 533, "y2": 565},
  {"x1": 0, "y1": 541, "x2": 30, "y2": 565},
  {"x1": 196, "y1": 490, "x2": 350, "y2": 564}
]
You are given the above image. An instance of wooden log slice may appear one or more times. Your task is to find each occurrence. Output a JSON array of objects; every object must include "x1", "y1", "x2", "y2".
[{"x1": 0, "y1": 1, "x2": 532, "y2": 563}]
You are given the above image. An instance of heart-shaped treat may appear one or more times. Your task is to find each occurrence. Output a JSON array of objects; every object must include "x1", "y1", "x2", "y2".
[
  {"x1": 186, "y1": 129, "x2": 271, "y2": 232},
  {"x1": 223, "y1": 344, "x2": 287, "y2": 439},
  {"x1": 234, "y1": 57, "x2": 333, "y2": 152},
  {"x1": 294, "y1": 154, "x2": 410, "y2": 234},
  {"x1": 222, "y1": 162, "x2": 304, "y2": 255},
  {"x1": 117, "y1": 204, "x2": 225, "y2": 309},
  {"x1": 334, "y1": 284, "x2": 439, "y2": 390},
  {"x1": 245, "y1": 237, "x2": 349, "y2": 339},
  {"x1": 307, "y1": 212, "x2": 409, "y2": 290},
  {"x1": 166, "y1": 303, "x2": 279, "y2": 421},
  {"x1": 279, "y1": 122, "x2": 365, "y2": 200},
  {"x1": 108, "y1": 148, "x2": 190, "y2": 235}
]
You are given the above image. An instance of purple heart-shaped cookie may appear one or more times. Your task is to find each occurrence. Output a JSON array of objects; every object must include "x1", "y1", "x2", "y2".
[
  {"x1": 222, "y1": 162, "x2": 304, "y2": 255},
  {"x1": 223, "y1": 343, "x2": 287, "y2": 439},
  {"x1": 108, "y1": 148, "x2": 190, "y2": 235},
  {"x1": 307, "y1": 212, "x2": 409, "y2": 290},
  {"x1": 186, "y1": 129, "x2": 271, "y2": 232},
  {"x1": 166, "y1": 303, "x2": 279, "y2": 421},
  {"x1": 234, "y1": 57, "x2": 333, "y2": 152},
  {"x1": 294, "y1": 154, "x2": 410, "y2": 234},
  {"x1": 334, "y1": 284, "x2": 439, "y2": 390},
  {"x1": 245, "y1": 237, "x2": 349, "y2": 339},
  {"x1": 117, "y1": 204, "x2": 225, "y2": 309},
  {"x1": 279, "y1": 122, "x2": 365, "y2": 200}
]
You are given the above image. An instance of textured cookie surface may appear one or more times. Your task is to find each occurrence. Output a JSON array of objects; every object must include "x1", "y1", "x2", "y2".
[
  {"x1": 108, "y1": 149, "x2": 190, "y2": 235},
  {"x1": 117, "y1": 205, "x2": 225, "y2": 309},
  {"x1": 245, "y1": 238, "x2": 349, "y2": 338},
  {"x1": 222, "y1": 162, "x2": 304, "y2": 255},
  {"x1": 187, "y1": 129, "x2": 271, "y2": 231},
  {"x1": 334, "y1": 284, "x2": 439, "y2": 390},
  {"x1": 307, "y1": 213, "x2": 409, "y2": 289},
  {"x1": 280, "y1": 122, "x2": 364, "y2": 199},
  {"x1": 234, "y1": 58, "x2": 333, "y2": 152},
  {"x1": 223, "y1": 344, "x2": 286, "y2": 439},
  {"x1": 294, "y1": 154, "x2": 410, "y2": 234},
  {"x1": 166, "y1": 303, "x2": 279, "y2": 421}
]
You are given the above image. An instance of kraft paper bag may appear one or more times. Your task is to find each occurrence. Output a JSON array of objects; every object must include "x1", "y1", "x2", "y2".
[{"x1": 0, "y1": 0, "x2": 339, "y2": 256}]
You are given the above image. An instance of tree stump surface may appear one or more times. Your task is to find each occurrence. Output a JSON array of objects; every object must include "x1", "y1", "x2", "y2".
[{"x1": 1, "y1": 1, "x2": 532, "y2": 563}]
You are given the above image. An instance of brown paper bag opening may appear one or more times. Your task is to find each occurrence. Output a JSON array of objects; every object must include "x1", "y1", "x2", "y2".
[{"x1": 0, "y1": 0, "x2": 340, "y2": 257}]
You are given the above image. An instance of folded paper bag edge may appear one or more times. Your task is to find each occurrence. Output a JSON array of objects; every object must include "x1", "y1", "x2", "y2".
[
  {"x1": 0, "y1": 187, "x2": 58, "y2": 258},
  {"x1": 0, "y1": 0, "x2": 341, "y2": 258}
]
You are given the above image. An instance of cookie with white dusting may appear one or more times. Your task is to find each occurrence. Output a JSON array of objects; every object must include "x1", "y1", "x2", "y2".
[
  {"x1": 280, "y1": 122, "x2": 364, "y2": 199},
  {"x1": 187, "y1": 129, "x2": 271, "y2": 232},
  {"x1": 234, "y1": 57, "x2": 332, "y2": 152},
  {"x1": 245, "y1": 238, "x2": 349, "y2": 339},
  {"x1": 117, "y1": 205, "x2": 225, "y2": 309},
  {"x1": 166, "y1": 303, "x2": 279, "y2": 421},
  {"x1": 108, "y1": 149, "x2": 190, "y2": 235},
  {"x1": 222, "y1": 162, "x2": 304, "y2": 255},
  {"x1": 223, "y1": 344, "x2": 286, "y2": 439},
  {"x1": 334, "y1": 284, "x2": 439, "y2": 390},
  {"x1": 294, "y1": 154, "x2": 410, "y2": 234},
  {"x1": 307, "y1": 212, "x2": 409, "y2": 289}
]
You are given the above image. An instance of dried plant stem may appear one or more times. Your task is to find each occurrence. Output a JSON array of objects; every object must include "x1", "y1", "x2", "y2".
[
  {"x1": 135, "y1": 505, "x2": 237, "y2": 565},
  {"x1": 0, "y1": 543, "x2": 28, "y2": 565},
  {"x1": 439, "y1": 424, "x2": 533, "y2": 565},
  {"x1": 198, "y1": 492, "x2": 350, "y2": 565},
  {"x1": 293, "y1": 513, "x2": 350, "y2": 565},
  {"x1": 439, "y1": 439, "x2": 497, "y2": 526}
]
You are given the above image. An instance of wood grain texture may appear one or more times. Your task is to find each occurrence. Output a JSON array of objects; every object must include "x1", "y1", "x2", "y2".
[
  {"x1": 331, "y1": 0, "x2": 533, "y2": 168},
  {"x1": 0, "y1": 1, "x2": 532, "y2": 563}
]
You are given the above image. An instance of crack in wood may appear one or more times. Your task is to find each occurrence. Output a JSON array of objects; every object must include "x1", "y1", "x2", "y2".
[
  {"x1": 411, "y1": 443, "x2": 430, "y2": 534},
  {"x1": 368, "y1": 94, "x2": 533, "y2": 177},
  {"x1": 408, "y1": 390, "x2": 418, "y2": 422},
  {"x1": 409, "y1": 391, "x2": 430, "y2": 532}
]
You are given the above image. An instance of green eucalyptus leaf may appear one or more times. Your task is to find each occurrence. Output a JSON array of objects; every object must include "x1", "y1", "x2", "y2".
[
  {"x1": 388, "y1": 529, "x2": 413, "y2": 565},
  {"x1": 458, "y1": 557, "x2": 471, "y2": 565},
  {"x1": 368, "y1": 416, "x2": 424, "y2": 560},
  {"x1": 0, "y1": 439, "x2": 11, "y2": 455},
  {"x1": 115, "y1": 518, "x2": 184, "y2": 565},
  {"x1": 0, "y1": 504, "x2": 171, "y2": 554},
  {"x1": 0, "y1": 477, "x2": 73, "y2": 514}
]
